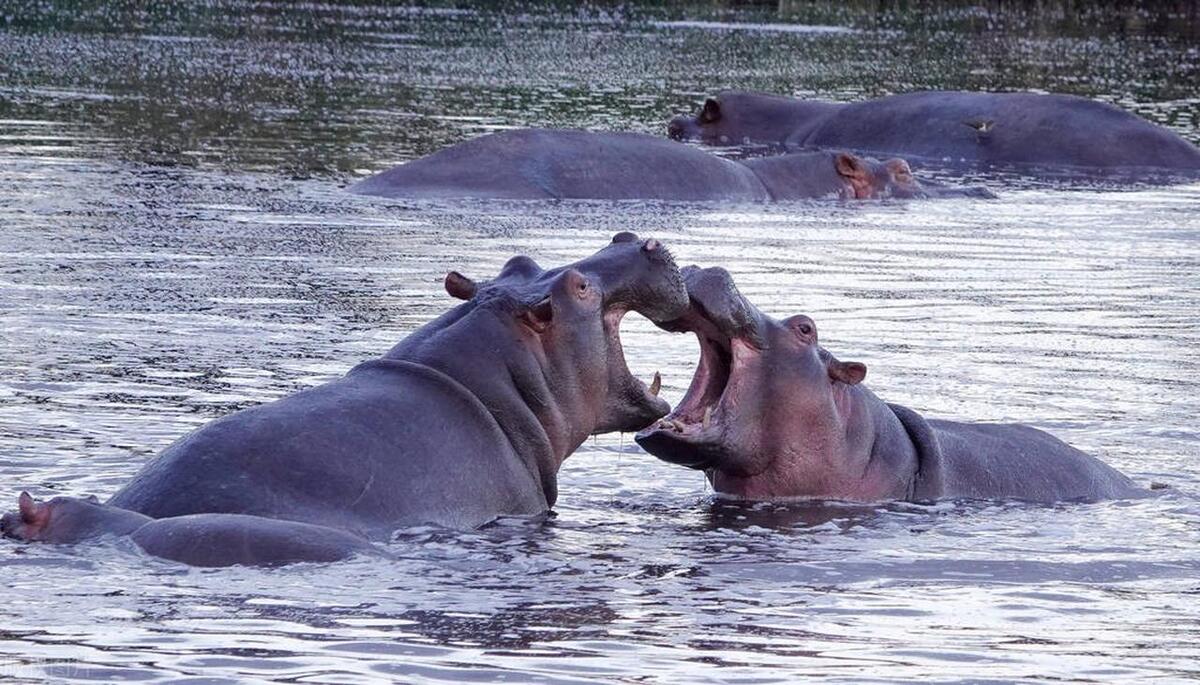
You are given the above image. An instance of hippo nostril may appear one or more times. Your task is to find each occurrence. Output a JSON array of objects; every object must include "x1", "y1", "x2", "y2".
[{"x1": 612, "y1": 231, "x2": 639, "y2": 244}]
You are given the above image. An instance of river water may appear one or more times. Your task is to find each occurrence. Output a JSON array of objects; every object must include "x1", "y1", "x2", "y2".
[{"x1": 1, "y1": 2, "x2": 1199, "y2": 683}]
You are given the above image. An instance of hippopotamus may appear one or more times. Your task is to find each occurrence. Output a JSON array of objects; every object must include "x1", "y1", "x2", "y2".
[
  {"x1": 2, "y1": 493, "x2": 385, "y2": 567},
  {"x1": 668, "y1": 91, "x2": 1200, "y2": 177},
  {"x1": 349, "y1": 129, "x2": 992, "y2": 201},
  {"x1": 635, "y1": 266, "x2": 1143, "y2": 503},
  {"x1": 4, "y1": 234, "x2": 689, "y2": 566}
]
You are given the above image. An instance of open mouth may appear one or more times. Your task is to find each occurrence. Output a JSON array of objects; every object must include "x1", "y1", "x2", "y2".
[
  {"x1": 603, "y1": 307, "x2": 672, "y2": 427},
  {"x1": 634, "y1": 303, "x2": 735, "y2": 468}
]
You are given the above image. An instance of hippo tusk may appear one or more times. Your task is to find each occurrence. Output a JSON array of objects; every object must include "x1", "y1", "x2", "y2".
[
  {"x1": 703, "y1": 406, "x2": 712, "y2": 430},
  {"x1": 649, "y1": 372, "x2": 661, "y2": 396}
]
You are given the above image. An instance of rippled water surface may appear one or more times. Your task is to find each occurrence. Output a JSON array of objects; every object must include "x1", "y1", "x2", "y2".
[{"x1": 2, "y1": 2, "x2": 1199, "y2": 682}]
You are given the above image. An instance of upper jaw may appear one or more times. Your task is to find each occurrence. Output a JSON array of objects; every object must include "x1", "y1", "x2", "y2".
[{"x1": 589, "y1": 237, "x2": 689, "y2": 432}]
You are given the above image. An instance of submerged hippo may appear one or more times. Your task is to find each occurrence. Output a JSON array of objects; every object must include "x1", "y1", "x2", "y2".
[
  {"x1": 635, "y1": 267, "x2": 1142, "y2": 503},
  {"x1": 4, "y1": 234, "x2": 688, "y2": 565},
  {"x1": 2, "y1": 493, "x2": 385, "y2": 567},
  {"x1": 669, "y1": 91, "x2": 1200, "y2": 177},
  {"x1": 349, "y1": 129, "x2": 992, "y2": 201}
]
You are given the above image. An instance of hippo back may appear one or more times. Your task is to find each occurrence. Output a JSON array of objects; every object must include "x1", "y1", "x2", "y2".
[
  {"x1": 107, "y1": 359, "x2": 548, "y2": 535},
  {"x1": 892, "y1": 401, "x2": 1142, "y2": 502},
  {"x1": 349, "y1": 129, "x2": 769, "y2": 201},
  {"x1": 789, "y1": 91, "x2": 1200, "y2": 171}
]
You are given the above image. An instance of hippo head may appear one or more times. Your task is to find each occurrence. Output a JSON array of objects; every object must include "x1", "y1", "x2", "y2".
[
  {"x1": 845, "y1": 155, "x2": 924, "y2": 199},
  {"x1": 667, "y1": 91, "x2": 829, "y2": 147},
  {"x1": 745, "y1": 152, "x2": 936, "y2": 200},
  {"x1": 1, "y1": 492, "x2": 145, "y2": 544},
  {"x1": 404, "y1": 233, "x2": 689, "y2": 459},
  {"x1": 667, "y1": 97, "x2": 724, "y2": 143},
  {"x1": 635, "y1": 267, "x2": 877, "y2": 499},
  {"x1": 832, "y1": 154, "x2": 996, "y2": 200}
]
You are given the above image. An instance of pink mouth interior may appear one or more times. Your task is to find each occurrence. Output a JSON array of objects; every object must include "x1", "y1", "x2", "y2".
[{"x1": 654, "y1": 309, "x2": 733, "y2": 435}]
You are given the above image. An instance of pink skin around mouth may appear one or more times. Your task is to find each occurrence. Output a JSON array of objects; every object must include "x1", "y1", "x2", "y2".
[{"x1": 647, "y1": 322, "x2": 736, "y2": 441}]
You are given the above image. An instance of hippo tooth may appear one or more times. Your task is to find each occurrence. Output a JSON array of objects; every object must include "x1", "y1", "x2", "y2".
[
  {"x1": 703, "y1": 406, "x2": 712, "y2": 430},
  {"x1": 649, "y1": 371, "x2": 661, "y2": 396}
]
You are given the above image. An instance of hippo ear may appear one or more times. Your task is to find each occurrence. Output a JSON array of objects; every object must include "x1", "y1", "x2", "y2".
[
  {"x1": 886, "y1": 158, "x2": 914, "y2": 183},
  {"x1": 498, "y1": 255, "x2": 543, "y2": 282},
  {"x1": 611, "y1": 232, "x2": 639, "y2": 244},
  {"x1": 18, "y1": 492, "x2": 48, "y2": 526},
  {"x1": 84, "y1": 494, "x2": 100, "y2": 504},
  {"x1": 835, "y1": 153, "x2": 868, "y2": 179},
  {"x1": 444, "y1": 271, "x2": 477, "y2": 300},
  {"x1": 827, "y1": 358, "x2": 867, "y2": 386},
  {"x1": 699, "y1": 98, "x2": 722, "y2": 124}
]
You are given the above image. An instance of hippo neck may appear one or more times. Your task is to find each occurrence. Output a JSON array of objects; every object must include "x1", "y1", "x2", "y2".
[
  {"x1": 777, "y1": 99, "x2": 843, "y2": 147},
  {"x1": 850, "y1": 387, "x2": 924, "y2": 500},
  {"x1": 738, "y1": 153, "x2": 848, "y2": 200},
  {"x1": 59, "y1": 504, "x2": 152, "y2": 544},
  {"x1": 883, "y1": 403, "x2": 946, "y2": 501},
  {"x1": 383, "y1": 306, "x2": 584, "y2": 506}
]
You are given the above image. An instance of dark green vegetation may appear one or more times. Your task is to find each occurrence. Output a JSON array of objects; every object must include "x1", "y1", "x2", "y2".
[{"x1": 1, "y1": 1, "x2": 1197, "y2": 176}]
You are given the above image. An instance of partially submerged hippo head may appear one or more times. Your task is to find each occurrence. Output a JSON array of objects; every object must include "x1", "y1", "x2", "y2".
[
  {"x1": 744, "y1": 152, "x2": 961, "y2": 200},
  {"x1": 635, "y1": 267, "x2": 884, "y2": 499},
  {"x1": 1, "y1": 492, "x2": 147, "y2": 544},
  {"x1": 401, "y1": 233, "x2": 688, "y2": 446},
  {"x1": 668, "y1": 91, "x2": 835, "y2": 147}
]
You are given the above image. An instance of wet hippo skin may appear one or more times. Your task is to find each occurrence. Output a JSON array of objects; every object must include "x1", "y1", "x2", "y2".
[
  {"x1": 3, "y1": 234, "x2": 689, "y2": 565},
  {"x1": 635, "y1": 266, "x2": 1143, "y2": 503},
  {"x1": 349, "y1": 129, "x2": 992, "y2": 201},
  {"x1": 669, "y1": 90, "x2": 1200, "y2": 177},
  {"x1": 1, "y1": 493, "x2": 386, "y2": 567}
]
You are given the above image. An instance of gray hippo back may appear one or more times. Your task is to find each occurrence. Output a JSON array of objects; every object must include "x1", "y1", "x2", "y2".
[
  {"x1": 351, "y1": 129, "x2": 766, "y2": 201},
  {"x1": 2, "y1": 493, "x2": 386, "y2": 567},
  {"x1": 350, "y1": 129, "x2": 990, "y2": 201},
  {"x1": 671, "y1": 90, "x2": 1200, "y2": 177}
]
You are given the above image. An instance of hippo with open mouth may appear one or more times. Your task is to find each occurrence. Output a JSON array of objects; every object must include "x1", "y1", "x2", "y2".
[
  {"x1": 635, "y1": 266, "x2": 1142, "y2": 503},
  {"x1": 4, "y1": 234, "x2": 688, "y2": 565},
  {"x1": 349, "y1": 129, "x2": 992, "y2": 201},
  {"x1": 669, "y1": 91, "x2": 1200, "y2": 180}
]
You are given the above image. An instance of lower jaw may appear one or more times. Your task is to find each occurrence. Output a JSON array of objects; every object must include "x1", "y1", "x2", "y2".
[{"x1": 634, "y1": 426, "x2": 721, "y2": 470}]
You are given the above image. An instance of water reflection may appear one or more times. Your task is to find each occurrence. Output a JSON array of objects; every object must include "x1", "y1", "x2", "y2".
[{"x1": 1, "y1": 1, "x2": 1199, "y2": 683}]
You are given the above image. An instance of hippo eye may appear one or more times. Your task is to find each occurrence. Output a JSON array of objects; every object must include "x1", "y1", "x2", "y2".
[{"x1": 790, "y1": 319, "x2": 814, "y2": 337}]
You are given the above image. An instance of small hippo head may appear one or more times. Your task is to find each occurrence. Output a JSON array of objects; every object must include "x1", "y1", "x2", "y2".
[
  {"x1": 403, "y1": 234, "x2": 689, "y2": 457},
  {"x1": 1, "y1": 492, "x2": 147, "y2": 544},
  {"x1": 839, "y1": 155, "x2": 925, "y2": 199},
  {"x1": 667, "y1": 91, "x2": 831, "y2": 147},
  {"x1": 743, "y1": 152, "x2": 937, "y2": 200},
  {"x1": 635, "y1": 267, "x2": 878, "y2": 499},
  {"x1": 667, "y1": 97, "x2": 723, "y2": 142},
  {"x1": 828, "y1": 154, "x2": 996, "y2": 200}
]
